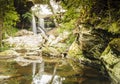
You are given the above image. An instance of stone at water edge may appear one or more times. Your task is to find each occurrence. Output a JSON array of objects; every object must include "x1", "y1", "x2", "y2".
[
  {"x1": 0, "y1": 50, "x2": 20, "y2": 57},
  {"x1": 15, "y1": 29, "x2": 33, "y2": 36},
  {"x1": 2, "y1": 34, "x2": 43, "y2": 49},
  {"x1": 68, "y1": 41, "x2": 83, "y2": 58},
  {"x1": 0, "y1": 75, "x2": 10, "y2": 79}
]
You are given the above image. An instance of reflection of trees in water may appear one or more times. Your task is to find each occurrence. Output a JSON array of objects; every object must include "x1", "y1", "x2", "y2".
[
  {"x1": 0, "y1": 61, "x2": 32, "y2": 84},
  {"x1": 0, "y1": 58, "x2": 111, "y2": 84},
  {"x1": 0, "y1": 61, "x2": 17, "y2": 75}
]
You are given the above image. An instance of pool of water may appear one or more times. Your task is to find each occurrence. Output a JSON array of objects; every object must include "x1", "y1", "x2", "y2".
[{"x1": 0, "y1": 57, "x2": 111, "y2": 84}]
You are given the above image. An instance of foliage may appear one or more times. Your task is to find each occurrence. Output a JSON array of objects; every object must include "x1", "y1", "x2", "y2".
[
  {"x1": 0, "y1": 44, "x2": 10, "y2": 52},
  {"x1": 3, "y1": 10, "x2": 19, "y2": 36},
  {"x1": 58, "y1": 19, "x2": 76, "y2": 33},
  {"x1": 60, "y1": 0, "x2": 120, "y2": 34},
  {"x1": 3, "y1": 11, "x2": 19, "y2": 28},
  {"x1": 62, "y1": 7, "x2": 80, "y2": 22},
  {"x1": 0, "y1": 0, "x2": 19, "y2": 49},
  {"x1": 65, "y1": 34, "x2": 75, "y2": 45},
  {"x1": 22, "y1": 12, "x2": 32, "y2": 22},
  {"x1": 22, "y1": 12, "x2": 32, "y2": 29},
  {"x1": 0, "y1": 0, "x2": 19, "y2": 35}
]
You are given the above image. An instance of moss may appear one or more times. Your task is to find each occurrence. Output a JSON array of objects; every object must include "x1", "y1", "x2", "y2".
[
  {"x1": 0, "y1": 50, "x2": 19, "y2": 56},
  {"x1": 101, "y1": 38, "x2": 120, "y2": 83},
  {"x1": 109, "y1": 38, "x2": 120, "y2": 55},
  {"x1": 101, "y1": 48, "x2": 119, "y2": 66},
  {"x1": 68, "y1": 41, "x2": 83, "y2": 59}
]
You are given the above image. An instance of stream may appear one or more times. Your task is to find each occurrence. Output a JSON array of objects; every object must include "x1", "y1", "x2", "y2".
[{"x1": 0, "y1": 56, "x2": 111, "y2": 84}]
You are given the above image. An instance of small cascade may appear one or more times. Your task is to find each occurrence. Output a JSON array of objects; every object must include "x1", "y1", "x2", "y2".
[
  {"x1": 32, "y1": 13, "x2": 37, "y2": 34},
  {"x1": 31, "y1": 1, "x2": 66, "y2": 35},
  {"x1": 38, "y1": 18, "x2": 48, "y2": 38},
  {"x1": 39, "y1": 18, "x2": 44, "y2": 29}
]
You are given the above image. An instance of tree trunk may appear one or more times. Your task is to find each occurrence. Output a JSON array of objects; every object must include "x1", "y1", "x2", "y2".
[{"x1": 0, "y1": 19, "x2": 3, "y2": 48}]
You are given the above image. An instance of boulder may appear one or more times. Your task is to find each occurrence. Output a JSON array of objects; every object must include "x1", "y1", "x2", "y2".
[
  {"x1": 101, "y1": 38, "x2": 120, "y2": 83},
  {"x1": 3, "y1": 34, "x2": 43, "y2": 49},
  {"x1": 67, "y1": 27, "x2": 115, "y2": 77},
  {"x1": 15, "y1": 29, "x2": 33, "y2": 36},
  {"x1": 0, "y1": 50, "x2": 19, "y2": 59},
  {"x1": 79, "y1": 28, "x2": 112, "y2": 60},
  {"x1": 0, "y1": 50, "x2": 19, "y2": 56},
  {"x1": 49, "y1": 31, "x2": 71, "y2": 46}
]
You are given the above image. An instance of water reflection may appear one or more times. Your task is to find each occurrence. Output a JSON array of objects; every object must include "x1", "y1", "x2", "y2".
[
  {"x1": 32, "y1": 61, "x2": 63, "y2": 84},
  {"x1": 0, "y1": 57, "x2": 111, "y2": 84}
]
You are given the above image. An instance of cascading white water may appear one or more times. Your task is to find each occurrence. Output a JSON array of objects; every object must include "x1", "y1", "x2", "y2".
[
  {"x1": 32, "y1": 13, "x2": 37, "y2": 34},
  {"x1": 39, "y1": 18, "x2": 44, "y2": 29}
]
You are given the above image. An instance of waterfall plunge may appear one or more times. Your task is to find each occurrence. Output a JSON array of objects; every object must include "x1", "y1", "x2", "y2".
[
  {"x1": 32, "y1": 13, "x2": 37, "y2": 34},
  {"x1": 39, "y1": 18, "x2": 44, "y2": 29}
]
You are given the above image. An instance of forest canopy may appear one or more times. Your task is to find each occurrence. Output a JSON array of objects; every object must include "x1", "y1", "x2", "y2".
[{"x1": 60, "y1": 0, "x2": 120, "y2": 34}]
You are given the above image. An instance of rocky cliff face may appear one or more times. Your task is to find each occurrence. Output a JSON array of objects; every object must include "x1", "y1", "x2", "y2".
[
  {"x1": 68, "y1": 25, "x2": 120, "y2": 83},
  {"x1": 101, "y1": 38, "x2": 120, "y2": 83}
]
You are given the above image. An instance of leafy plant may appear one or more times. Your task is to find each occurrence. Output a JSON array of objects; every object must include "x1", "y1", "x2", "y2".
[
  {"x1": 3, "y1": 9, "x2": 19, "y2": 35},
  {"x1": 0, "y1": 0, "x2": 19, "y2": 48},
  {"x1": 58, "y1": 19, "x2": 76, "y2": 33},
  {"x1": 22, "y1": 12, "x2": 32, "y2": 23}
]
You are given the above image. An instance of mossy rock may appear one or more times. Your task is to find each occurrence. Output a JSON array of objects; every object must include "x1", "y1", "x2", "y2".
[
  {"x1": 79, "y1": 28, "x2": 113, "y2": 60},
  {"x1": 0, "y1": 50, "x2": 19, "y2": 56},
  {"x1": 101, "y1": 38, "x2": 120, "y2": 83},
  {"x1": 68, "y1": 41, "x2": 83, "y2": 59},
  {"x1": 42, "y1": 46, "x2": 61, "y2": 56}
]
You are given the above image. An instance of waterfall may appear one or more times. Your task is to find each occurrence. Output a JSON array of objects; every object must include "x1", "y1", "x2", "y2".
[
  {"x1": 32, "y1": 13, "x2": 37, "y2": 34},
  {"x1": 38, "y1": 17, "x2": 48, "y2": 40},
  {"x1": 39, "y1": 18, "x2": 44, "y2": 29}
]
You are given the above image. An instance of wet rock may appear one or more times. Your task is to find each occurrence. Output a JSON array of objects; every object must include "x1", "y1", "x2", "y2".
[
  {"x1": 42, "y1": 46, "x2": 61, "y2": 57},
  {"x1": 0, "y1": 75, "x2": 10, "y2": 79},
  {"x1": 26, "y1": 50, "x2": 42, "y2": 56},
  {"x1": 67, "y1": 26, "x2": 116, "y2": 77},
  {"x1": 68, "y1": 41, "x2": 102, "y2": 70},
  {"x1": 0, "y1": 50, "x2": 19, "y2": 59},
  {"x1": 15, "y1": 29, "x2": 33, "y2": 36},
  {"x1": 79, "y1": 28, "x2": 113, "y2": 59},
  {"x1": 101, "y1": 38, "x2": 120, "y2": 83},
  {"x1": 14, "y1": 56, "x2": 42, "y2": 66},
  {"x1": 42, "y1": 31, "x2": 70, "y2": 57},
  {"x1": 46, "y1": 34, "x2": 56, "y2": 46},
  {"x1": 3, "y1": 34, "x2": 43, "y2": 49},
  {"x1": 49, "y1": 31, "x2": 71, "y2": 46},
  {"x1": 0, "y1": 50, "x2": 19, "y2": 57},
  {"x1": 68, "y1": 41, "x2": 83, "y2": 58}
]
